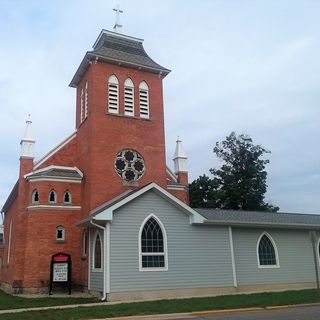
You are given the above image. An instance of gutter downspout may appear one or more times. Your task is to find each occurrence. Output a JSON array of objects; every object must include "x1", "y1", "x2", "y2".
[
  {"x1": 90, "y1": 220, "x2": 107, "y2": 301},
  {"x1": 310, "y1": 231, "x2": 320, "y2": 290}
]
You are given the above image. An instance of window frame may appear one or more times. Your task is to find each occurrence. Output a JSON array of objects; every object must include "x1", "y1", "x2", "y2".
[
  {"x1": 108, "y1": 75, "x2": 119, "y2": 114},
  {"x1": 56, "y1": 225, "x2": 65, "y2": 241},
  {"x1": 48, "y1": 189, "x2": 57, "y2": 204},
  {"x1": 139, "y1": 81, "x2": 149, "y2": 119},
  {"x1": 82, "y1": 229, "x2": 88, "y2": 257},
  {"x1": 124, "y1": 78, "x2": 134, "y2": 116},
  {"x1": 63, "y1": 190, "x2": 72, "y2": 204},
  {"x1": 31, "y1": 189, "x2": 39, "y2": 203},
  {"x1": 317, "y1": 237, "x2": 320, "y2": 267},
  {"x1": 92, "y1": 230, "x2": 103, "y2": 272},
  {"x1": 256, "y1": 232, "x2": 280, "y2": 269},
  {"x1": 138, "y1": 214, "x2": 168, "y2": 272}
]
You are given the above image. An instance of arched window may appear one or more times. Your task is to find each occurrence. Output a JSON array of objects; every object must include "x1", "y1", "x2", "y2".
[
  {"x1": 139, "y1": 81, "x2": 149, "y2": 119},
  {"x1": 32, "y1": 189, "x2": 39, "y2": 203},
  {"x1": 124, "y1": 78, "x2": 134, "y2": 116},
  {"x1": 108, "y1": 75, "x2": 119, "y2": 114},
  {"x1": 63, "y1": 190, "x2": 72, "y2": 204},
  {"x1": 82, "y1": 229, "x2": 88, "y2": 257},
  {"x1": 80, "y1": 87, "x2": 84, "y2": 122},
  {"x1": 257, "y1": 232, "x2": 279, "y2": 267},
  {"x1": 139, "y1": 214, "x2": 168, "y2": 271},
  {"x1": 56, "y1": 225, "x2": 65, "y2": 241},
  {"x1": 48, "y1": 190, "x2": 57, "y2": 203},
  {"x1": 84, "y1": 80, "x2": 88, "y2": 118},
  {"x1": 93, "y1": 231, "x2": 102, "y2": 270}
]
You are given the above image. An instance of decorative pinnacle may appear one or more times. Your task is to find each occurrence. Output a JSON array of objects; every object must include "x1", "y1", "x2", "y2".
[{"x1": 113, "y1": 4, "x2": 123, "y2": 33}]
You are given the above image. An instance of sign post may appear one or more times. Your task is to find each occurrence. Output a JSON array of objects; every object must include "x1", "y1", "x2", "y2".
[{"x1": 49, "y1": 253, "x2": 72, "y2": 295}]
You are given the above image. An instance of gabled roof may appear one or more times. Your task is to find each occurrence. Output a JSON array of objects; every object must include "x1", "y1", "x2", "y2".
[
  {"x1": 70, "y1": 30, "x2": 170, "y2": 87},
  {"x1": 25, "y1": 165, "x2": 83, "y2": 182},
  {"x1": 195, "y1": 208, "x2": 320, "y2": 230},
  {"x1": 1, "y1": 181, "x2": 18, "y2": 214},
  {"x1": 78, "y1": 182, "x2": 205, "y2": 225}
]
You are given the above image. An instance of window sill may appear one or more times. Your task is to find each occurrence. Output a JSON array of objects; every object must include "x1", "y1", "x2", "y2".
[
  {"x1": 106, "y1": 112, "x2": 151, "y2": 121},
  {"x1": 258, "y1": 265, "x2": 280, "y2": 269},
  {"x1": 139, "y1": 267, "x2": 168, "y2": 272}
]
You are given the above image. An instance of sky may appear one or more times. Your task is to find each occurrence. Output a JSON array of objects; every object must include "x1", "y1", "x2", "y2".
[{"x1": 0, "y1": 0, "x2": 319, "y2": 218}]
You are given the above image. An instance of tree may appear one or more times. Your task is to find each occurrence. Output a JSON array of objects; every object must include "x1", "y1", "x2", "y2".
[{"x1": 189, "y1": 132, "x2": 279, "y2": 212}]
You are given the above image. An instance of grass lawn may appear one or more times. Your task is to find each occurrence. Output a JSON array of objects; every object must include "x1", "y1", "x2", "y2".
[
  {"x1": 1, "y1": 288, "x2": 320, "y2": 320},
  {"x1": 0, "y1": 289, "x2": 99, "y2": 310}
]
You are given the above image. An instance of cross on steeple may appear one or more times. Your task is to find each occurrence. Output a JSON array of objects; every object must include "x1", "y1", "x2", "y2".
[{"x1": 113, "y1": 4, "x2": 123, "y2": 33}]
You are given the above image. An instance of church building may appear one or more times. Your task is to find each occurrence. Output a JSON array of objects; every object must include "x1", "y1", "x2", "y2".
[{"x1": 1, "y1": 18, "x2": 320, "y2": 301}]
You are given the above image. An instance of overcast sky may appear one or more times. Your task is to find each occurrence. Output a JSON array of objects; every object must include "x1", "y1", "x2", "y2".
[{"x1": 0, "y1": 0, "x2": 319, "y2": 218}]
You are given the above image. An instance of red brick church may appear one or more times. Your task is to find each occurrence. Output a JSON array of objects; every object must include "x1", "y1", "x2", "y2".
[{"x1": 0, "y1": 23, "x2": 189, "y2": 294}]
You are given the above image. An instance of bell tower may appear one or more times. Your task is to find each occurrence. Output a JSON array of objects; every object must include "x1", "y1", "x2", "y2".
[{"x1": 69, "y1": 23, "x2": 171, "y2": 209}]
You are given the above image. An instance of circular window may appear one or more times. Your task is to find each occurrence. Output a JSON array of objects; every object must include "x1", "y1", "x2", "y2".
[{"x1": 115, "y1": 150, "x2": 145, "y2": 181}]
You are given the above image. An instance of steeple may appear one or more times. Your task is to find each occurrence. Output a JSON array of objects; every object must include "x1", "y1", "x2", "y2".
[
  {"x1": 173, "y1": 137, "x2": 188, "y2": 174},
  {"x1": 20, "y1": 115, "x2": 35, "y2": 158}
]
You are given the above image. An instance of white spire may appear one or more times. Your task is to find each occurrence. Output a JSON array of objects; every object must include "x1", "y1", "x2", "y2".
[
  {"x1": 113, "y1": 4, "x2": 123, "y2": 33},
  {"x1": 20, "y1": 115, "x2": 35, "y2": 158},
  {"x1": 173, "y1": 137, "x2": 188, "y2": 173}
]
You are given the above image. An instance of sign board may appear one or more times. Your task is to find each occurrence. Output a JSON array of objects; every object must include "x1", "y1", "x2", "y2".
[
  {"x1": 49, "y1": 252, "x2": 72, "y2": 295},
  {"x1": 53, "y1": 263, "x2": 68, "y2": 282}
]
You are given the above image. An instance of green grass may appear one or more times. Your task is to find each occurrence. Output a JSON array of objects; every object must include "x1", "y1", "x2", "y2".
[
  {"x1": 1, "y1": 289, "x2": 320, "y2": 320},
  {"x1": 0, "y1": 289, "x2": 98, "y2": 310}
]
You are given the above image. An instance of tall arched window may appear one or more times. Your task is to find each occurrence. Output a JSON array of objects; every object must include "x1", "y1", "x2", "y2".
[
  {"x1": 84, "y1": 80, "x2": 88, "y2": 118},
  {"x1": 93, "y1": 231, "x2": 102, "y2": 270},
  {"x1": 108, "y1": 75, "x2": 119, "y2": 114},
  {"x1": 139, "y1": 214, "x2": 167, "y2": 271},
  {"x1": 82, "y1": 229, "x2": 88, "y2": 257},
  {"x1": 48, "y1": 189, "x2": 57, "y2": 204},
  {"x1": 32, "y1": 189, "x2": 39, "y2": 203},
  {"x1": 80, "y1": 87, "x2": 84, "y2": 122},
  {"x1": 124, "y1": 78, "x2": 134, "y2": 116},
  {"x1": 139, "y1": 81, "x2": 149, "y2": 119},
  {"x1": 257, "y1": 232, "x2": 279, "y2": 267}
]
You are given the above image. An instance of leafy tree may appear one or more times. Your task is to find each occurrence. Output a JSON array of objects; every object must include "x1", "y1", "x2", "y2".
[{"x1": 189, "y1": 132, "x2": 279, "y2": 212}]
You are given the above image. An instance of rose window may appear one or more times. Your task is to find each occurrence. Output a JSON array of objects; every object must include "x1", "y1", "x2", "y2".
[{"x1": 115, "y1": 150, "x2": 145, "y2": 181}]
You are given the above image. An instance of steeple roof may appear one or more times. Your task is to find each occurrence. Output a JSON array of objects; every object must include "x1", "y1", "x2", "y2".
[{"x1": 70, "y1": 30, "x2": 170, "y2": 87}]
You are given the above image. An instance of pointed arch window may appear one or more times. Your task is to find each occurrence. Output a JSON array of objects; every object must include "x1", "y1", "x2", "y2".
[
  {"x1": 124, "y1": 78, "x2": 134, "y2": 116},
  {"x1": 63, "y1": 190, "x2": 72, "y2": 204},
  {"x1": 93, "y1": 231, "x2": 102, "y2": 271},
  {"x1": 48, "y1": 190, "x2": 57, "y2": 204},
  {"x1": 108, "y1": 75, "x2": 119, "y2": 114},
  {"x1": 32, "y1": 189, "x2": 39, "y2": 203},
  {"x1": 80, "y1": 87, "x2": 85, "y2": 122},
  {"x1": 84, "y1": 80, "x2": 88, "y2": 119},
  {"x1": 139, "y1": 81, "x2": 149, "y2": 119},
  {"x1": 257, "y1": 232, "x2": 279, "y2": 268},
  {"x1": 139, "y1": 215, "x2": 168, "y2": 271}
]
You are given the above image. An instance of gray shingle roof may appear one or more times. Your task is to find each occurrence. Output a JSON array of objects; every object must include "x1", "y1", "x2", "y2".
[
  {"x1": 194, "y1": 208, "x2": 320, "y2": 229},
  {"x1": 70, "y1": 30, "x2": 170, "y2": 87},
  {"x1": 26, "y1": 167, "x2": 83, "y2": 181}
]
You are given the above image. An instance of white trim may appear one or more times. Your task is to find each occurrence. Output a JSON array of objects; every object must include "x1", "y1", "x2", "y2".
[
  {"x1": 25, "y1": 165, "x2": 84, "y2": 179},
  {"x1": 228, "y1": 226, "x2": 237, "y2": 287},
  {"x1": 92, "y1": 230, "x2": 103, "y2": 272},
  {"x1": 106, "y1": 222, "x2": 110, "y2": 293},
  {"x1": 28, "y1": 178, "x2": 82, "y2": 183},
  {"x1": 27, "y1": 205, "x2": 81, "y2": 210},
  {"x1": 138, "y1": 214, "x2": 168, "y2": 272},
  {"x1": 93, "y1": 182, "x2": 205, "y2": 225},
  {"x1": 166, "y1": 185, "x2": 187, "y2": 191},
  {"x1": 257, "y1": 232, "x2": 280, "y2": 269},
  {"x1": 166, "y1": 167, "x2": 177, "y2": 182},
  {"x1": 34, "y1": 132, "x2": 77, "y2": 169}
]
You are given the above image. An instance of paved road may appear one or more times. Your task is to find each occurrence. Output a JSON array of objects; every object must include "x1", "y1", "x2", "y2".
[
  {"x1": 109, "y1": 304, "x2": 320, "y2": 320},
  {"x1": 194, "y1": 305, "x2": 320, "y2": 320}
]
